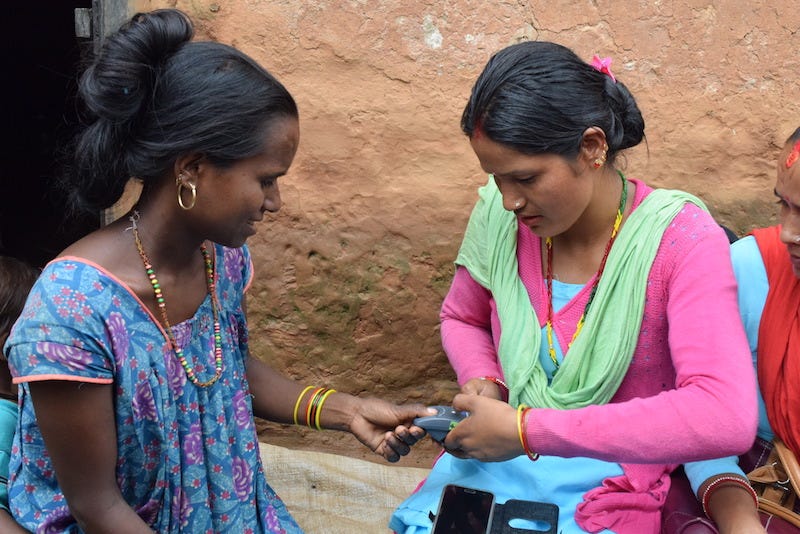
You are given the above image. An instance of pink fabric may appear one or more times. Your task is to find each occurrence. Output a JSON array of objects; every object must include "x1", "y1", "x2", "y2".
[{"x1": 440, "y1": 180, "x2": 757, "y2": 532}]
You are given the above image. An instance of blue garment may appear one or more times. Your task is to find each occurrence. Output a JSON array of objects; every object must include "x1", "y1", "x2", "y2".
[
  {"x1": 684, "y1": 235, "x2": 772, "y2": 493},
  {"x1": 390, "y1": 280, "x2": 620, "y2": 534},
  {"x1": 0, "y1": 398, "x2": 15, "y2": 513},
  {"x1": 6, "y1": 245, "x2": 301, "y2": 533}
]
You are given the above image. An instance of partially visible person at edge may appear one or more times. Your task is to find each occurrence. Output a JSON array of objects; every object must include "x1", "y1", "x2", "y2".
[
  {"x1": 682, "y1": 128, "x2": 800, "y2": 534},
  {"x1": 390, "y1": 41, "x2": 757, "y2": 534},
  {"x1": 4, "y1": 9, "x2": 430, "y2": 533},
  {"x1": 0, "y1": 256, "x2": 38, "y2": 534}
]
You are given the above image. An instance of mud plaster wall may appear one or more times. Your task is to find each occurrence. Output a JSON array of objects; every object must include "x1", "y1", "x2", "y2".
[{"x1": 132, "y1": 0, "x2": 799, "y2": 465}]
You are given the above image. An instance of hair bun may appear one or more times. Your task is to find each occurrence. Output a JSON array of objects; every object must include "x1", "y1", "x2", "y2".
[
  {"x1": 69, "y1": 9, "x2": 195, "y2": 213},
  {"x1": 66, "y1": 8, "x2": 297, "y2": 215},
  {"x1": 79, "y1": 9, "x2": 194, "y2": 121},
  {"x1": 603, "y1": 78, "x2": 645, "y2": 152}
]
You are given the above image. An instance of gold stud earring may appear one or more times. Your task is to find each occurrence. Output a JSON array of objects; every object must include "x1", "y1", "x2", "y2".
[{"x1": 593, "y1": 144, "x2": 609, "y2": 169}]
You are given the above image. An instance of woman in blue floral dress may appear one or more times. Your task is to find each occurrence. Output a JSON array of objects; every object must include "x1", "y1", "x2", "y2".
[{"x1": 3, "y1": 9, "x2": 428, "y2": 533}]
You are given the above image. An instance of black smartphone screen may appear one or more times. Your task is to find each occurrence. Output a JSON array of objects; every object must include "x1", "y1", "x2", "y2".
[{"x1": 432, "y1": 484, "x2": 495, "y2": 534}]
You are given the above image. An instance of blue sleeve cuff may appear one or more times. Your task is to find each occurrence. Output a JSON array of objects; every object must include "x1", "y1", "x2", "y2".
[{"x1": 684, "y1": 455, "x2": 745, "y2": 495}]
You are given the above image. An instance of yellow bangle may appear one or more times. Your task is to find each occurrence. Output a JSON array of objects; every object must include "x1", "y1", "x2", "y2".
[
  {"x1": 516, "y1": 404, "x2": 528, "y2": 453},
  {"x1": 292, "y1": 386, "x2": 315, "y2": 425},
  {"x1": 314, "y1": 389, "x2": 337, "y2": 430}
]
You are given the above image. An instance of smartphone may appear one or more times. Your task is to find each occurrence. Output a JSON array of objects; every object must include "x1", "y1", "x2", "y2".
[{"x1": 432, "y1": 484, "x2": 495, "y2": 534}]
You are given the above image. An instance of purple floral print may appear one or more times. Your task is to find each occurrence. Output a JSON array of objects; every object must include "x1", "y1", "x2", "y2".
[{"x1": 6, "y1": 245, "x2": 301, "y2": 533}]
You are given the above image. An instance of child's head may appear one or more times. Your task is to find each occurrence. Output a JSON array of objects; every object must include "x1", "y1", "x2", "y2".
[
  {"x1": 68, "y1": 8, "x2": 298, "y2": 215},
  {"x1": 776, "y1": 127, "x2": 800, "y2": 276},
  {"x1": 0, "y1": 256, "x2": 38, "y2": 344},
  {"x1": 0, "y1": 256, "x2": 38, "y2": 398},
  {"x1": 460, "y1": 41, "x2": 644, "y2": 167}
]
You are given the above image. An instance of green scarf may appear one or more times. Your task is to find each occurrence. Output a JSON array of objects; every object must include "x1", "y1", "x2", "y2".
[{"x1": 455, "y1": 177, "x2": 708, "y2": 409}]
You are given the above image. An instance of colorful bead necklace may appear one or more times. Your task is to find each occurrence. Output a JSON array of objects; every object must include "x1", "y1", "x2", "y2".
[
  {"x1": 544, "y1": 171, "x2": 627, "y2": 370},
  {"x1": 130, "y1": 213, "x2": 223, "y2": 387}
]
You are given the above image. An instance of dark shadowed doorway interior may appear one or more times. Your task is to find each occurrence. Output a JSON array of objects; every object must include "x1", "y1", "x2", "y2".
[{"x1": 1, "y1": 1, "x2": 99, "y2": 269}]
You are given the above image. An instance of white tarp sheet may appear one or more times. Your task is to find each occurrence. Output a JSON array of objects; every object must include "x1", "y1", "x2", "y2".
[{"x1": 260, "y1": 442, "x2": 432, "y2": 534}]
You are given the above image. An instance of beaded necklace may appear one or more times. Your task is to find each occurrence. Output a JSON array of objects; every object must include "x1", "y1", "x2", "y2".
[
  {"x1": 130, "y1": 212, "x2": 223, "y2": 387},
  {"x1": 544, "y1": 171, "x2": 627, "y2": 370}
]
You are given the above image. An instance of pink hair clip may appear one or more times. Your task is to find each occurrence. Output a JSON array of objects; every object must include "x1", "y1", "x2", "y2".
[
  {"x1": 786, "y1": 140, "x2": 800, "y2": 169},
  {"x1": 591, "y1": 55, "x2": 617, "y2": 83}
]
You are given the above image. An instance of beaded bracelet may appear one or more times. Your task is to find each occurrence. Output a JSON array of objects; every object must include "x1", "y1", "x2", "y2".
[
  {"x1": 700, "y1": 475, "x2": 758, "y2": 520},
  {"x1": 479, "y1": 376, "x2": 509, "y2": 401}
]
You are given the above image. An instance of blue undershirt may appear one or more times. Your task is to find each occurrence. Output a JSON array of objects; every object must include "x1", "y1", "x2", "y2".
[{"x1": 684, "y1": 235, "x2": 772, "y2": 493}]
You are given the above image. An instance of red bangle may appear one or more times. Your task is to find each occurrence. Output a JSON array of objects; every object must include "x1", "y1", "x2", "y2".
[
  {"x1": 479, "y1": 376, "x2": 509, "y2": 400},
  {"x1": 305, "y1": 387, "x2": 327, "y2": 428},
  {"x1": 517, "y1": 406, "x2": 539, "y2": 461},
  {"x1": 700, "y1": 475, "x2": 758, "y2": 520}
]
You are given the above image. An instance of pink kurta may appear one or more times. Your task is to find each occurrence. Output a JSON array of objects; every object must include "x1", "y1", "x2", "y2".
[{"x1": 440, "y1": 179, "x2": 756, "y2": 531}]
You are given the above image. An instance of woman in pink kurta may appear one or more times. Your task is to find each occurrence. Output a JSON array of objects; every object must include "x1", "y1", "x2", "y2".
[{"x1": 391, "y1": 42, "x2": 756, "y2": 534}]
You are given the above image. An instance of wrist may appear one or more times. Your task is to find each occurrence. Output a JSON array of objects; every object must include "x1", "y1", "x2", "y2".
[
  {"x1": 317, "y1": 391, "x2": 359, "y2": 432},
  {"x1": 516, "y1": 405, "x2": 539, "y2": 461},
  {"x1": 292, "y1": 386, "x2": 339, "y2": 430},
  {"x1": 700, "y1": 474, "x2": 758, "y2": 522},
  {"x1": 478, "y1": 376, "x2": 509, "y2": 401}
]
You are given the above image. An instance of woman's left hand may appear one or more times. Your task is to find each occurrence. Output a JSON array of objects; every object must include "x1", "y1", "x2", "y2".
[
  {"x1": 347, "y1": 397, "x2": 433, "y2": 462},
  {"x1": 443, "y1": 393, "x2": 521, "y2": 462}
]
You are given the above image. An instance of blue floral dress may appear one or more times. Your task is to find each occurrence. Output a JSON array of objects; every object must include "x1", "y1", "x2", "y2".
[{"x1": 5, "y1": 244, "x2": 301, "y2": 533}]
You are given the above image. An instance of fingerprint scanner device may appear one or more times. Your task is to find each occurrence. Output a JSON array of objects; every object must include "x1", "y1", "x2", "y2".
[{"x1": 413, "y1": 405, "x2": 469, "y2": 442}]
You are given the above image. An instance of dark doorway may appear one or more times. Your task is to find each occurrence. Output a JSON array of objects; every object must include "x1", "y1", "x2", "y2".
[{"x1": 1, "y1": 1, "x2": 99, "y2": 269}]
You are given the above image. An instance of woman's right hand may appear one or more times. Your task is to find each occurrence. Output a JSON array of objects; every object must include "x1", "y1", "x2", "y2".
[
  {"x1": 460, "y1": 377, "x2": 503, "y2": 400},
  {"x1": 442, "y1": 393, "x2": 521, "y2": 462}
]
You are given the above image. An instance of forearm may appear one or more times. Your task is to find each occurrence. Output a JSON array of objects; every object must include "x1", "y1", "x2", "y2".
[
  {"x1": 246, "y1": 356, "x2": 310, "y2": 423},
  {"x1": 526, "y1": 387, "x2": 755, "y2": 463},
  {"x1": 441, "y1": 267, "x2": 503, "y2": 383},
  {"x1": 246, "y1": 357, "x2": 363, "y2": 432}
]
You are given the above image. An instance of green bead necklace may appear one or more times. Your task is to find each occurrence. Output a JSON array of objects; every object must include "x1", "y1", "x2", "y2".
[{"x1": 130, "y1": 212, "x2": 223, "y2": 387}]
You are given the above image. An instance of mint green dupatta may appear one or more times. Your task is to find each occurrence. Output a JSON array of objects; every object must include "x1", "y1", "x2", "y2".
[{"x1": 455, "y1": 177, "x2": 707, "y2": 410}]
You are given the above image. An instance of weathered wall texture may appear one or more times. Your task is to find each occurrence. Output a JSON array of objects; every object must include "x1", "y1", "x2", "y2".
[{"x1": 134, "y1": 0, "x2": 799, "y2": 464}]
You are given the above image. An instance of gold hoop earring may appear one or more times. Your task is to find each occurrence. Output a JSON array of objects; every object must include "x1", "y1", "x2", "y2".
[{"x1": 177, "y1": 176, "x2": 197, "y2": 210}]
